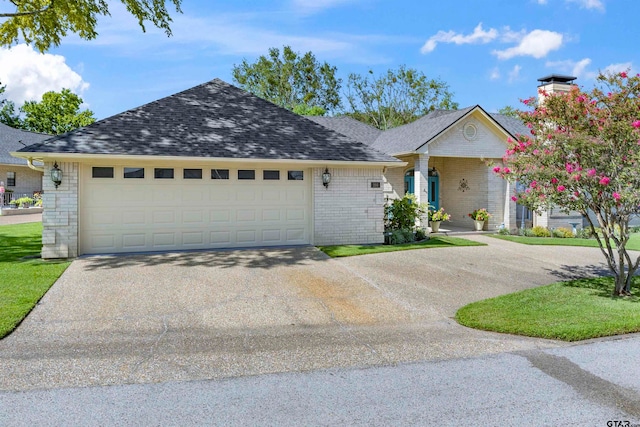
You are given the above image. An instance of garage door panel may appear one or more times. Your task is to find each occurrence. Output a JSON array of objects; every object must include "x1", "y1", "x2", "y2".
[
  {"x1": 152, "y1": 211, "x2": 175, "y2": 224},
  {"x1": 236, "y1": 209, "x2": 256, "y2": 222},
  {"x1": 122, "y1": 234, "x2": 146, "y2": 249},
  {"x1": 183, "y1": 210, "x2": 205, "y2": 224},
  {"x1": 152, "y1": 233, "x2": 177, "y2": 247},
  {"x1": 210, "y1": 210, "x2": 231, "y2": 223},
  {"x1": 80, "y1": 165, "x2": 310, "y2": 254}
]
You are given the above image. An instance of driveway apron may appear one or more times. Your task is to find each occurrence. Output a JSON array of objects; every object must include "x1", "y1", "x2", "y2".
[{"x1": 0, "y1": 237, "x2": 612, "y2": 391}]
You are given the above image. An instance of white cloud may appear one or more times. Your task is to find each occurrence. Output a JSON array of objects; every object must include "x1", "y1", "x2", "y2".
[
  {"x1": 536, "y1": 0, "x2": 548, "y2": 4},
  {"x1": 545, "y1": 57, "x2": 596, "y2": 80},
  {"x1": 508, "y1": 65, "x2": 522, "y2": 83},
  {"x1": 0, "y1": 44, "x2": 89, "y2": 106},
  {"x1": 421, "y1": 23, "x2": 498, "y2": 54},
  {"x1": 492, "y1": 29, "x2": 563, "y2": 60},
  {"x1": 603, "y1": 62, "x2": 632, "y2": 75},
  {"x1": 489, "y1": 67, "x2": 501, "y2": 80},
  {"x1": 567, "y1": 0, "x2": 605, "y2": 11}
]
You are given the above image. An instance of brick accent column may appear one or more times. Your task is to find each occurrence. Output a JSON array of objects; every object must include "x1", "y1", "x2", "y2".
[{"x1": 41, "y1": 161, "x2": 79, "y2": 259}]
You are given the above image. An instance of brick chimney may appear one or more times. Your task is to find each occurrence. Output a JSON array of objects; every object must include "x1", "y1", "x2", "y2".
[{"x1": 537, "y1": 74, "x2": 577, "y2": 103}]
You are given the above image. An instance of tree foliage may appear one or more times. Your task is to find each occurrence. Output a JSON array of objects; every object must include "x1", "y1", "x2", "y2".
[
  {"x1": 497, "y1": 71, "x2": 640, "y2": 295},
  {"x1": 497, "y1": 105, "x2": 519, "y2": 118},
  {"x1": 0, "y1": 83, "x2": 20, "y2": 127},
  {"x1": 232, "y1": 45, "x2": 341, "y2": 114},
  {"x1": 14, "y1": 88, "x2": 96, "y2": 134},
  {"x1": 0, "y1": 0, "x2": 182, "y2": 52},
  {"x1": 344, "y1": 66, "x2": 458, "y2": 130}
]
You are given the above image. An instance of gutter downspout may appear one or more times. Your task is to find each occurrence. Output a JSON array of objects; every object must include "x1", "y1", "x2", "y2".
[{"x1": 27, "y1": 158, "x2": 45, "y2": 172}]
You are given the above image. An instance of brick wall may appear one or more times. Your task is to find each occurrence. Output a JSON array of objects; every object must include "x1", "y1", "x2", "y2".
[
  {"x1": 313, "y1": 167, "x2": 385, "y2": 245},
  {"x1": 0, "y1": 165, "x2": 43, "y2": 200},
  {"x1": 41, "y1": 161, "x2": 79, "y2": 259}
]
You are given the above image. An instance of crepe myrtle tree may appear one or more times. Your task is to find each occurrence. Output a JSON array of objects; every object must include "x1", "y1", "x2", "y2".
[{"x1": 496, "y1": 71, "x2": 640, "y2": 296}]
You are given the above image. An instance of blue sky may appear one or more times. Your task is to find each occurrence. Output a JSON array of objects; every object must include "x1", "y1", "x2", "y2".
[{"x1": 0, "y1": 0, "x2": 636, "y2": 120}]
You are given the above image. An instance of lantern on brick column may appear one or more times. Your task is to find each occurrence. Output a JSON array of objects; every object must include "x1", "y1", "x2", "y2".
[{"x1": 51, "y1": 162, "x2": 62, "y2": 188}]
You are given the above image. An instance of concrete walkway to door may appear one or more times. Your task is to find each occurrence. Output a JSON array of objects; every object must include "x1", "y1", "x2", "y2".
[{"x1": 0, "y1": 236, "x2": 615, "y2": 391}]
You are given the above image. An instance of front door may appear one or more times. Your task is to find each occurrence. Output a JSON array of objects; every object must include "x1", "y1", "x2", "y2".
[
  {"x1": 404, "y1": 173, "x2": 414, "y2": 195},
  {"x1": 428, "y1": 175, "x2": 439, "y2": 210}
]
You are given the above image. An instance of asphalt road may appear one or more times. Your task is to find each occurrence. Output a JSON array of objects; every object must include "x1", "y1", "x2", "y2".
[{"x1": 2, "y1": 336, "x2": 639, "y2": 426}]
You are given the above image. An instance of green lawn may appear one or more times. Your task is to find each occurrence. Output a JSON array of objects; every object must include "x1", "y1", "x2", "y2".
[
  {"x1": 0, "y1": 222, "x2": 69, "y2": 339},
  {"x1": 318, "y1": 236, "x2": 485, "y2": 257},
  {"x1": 490, "y1": 233, "x2": 640, "y2": 250},
  {"x1": 456, "y1": 277, "x2": 640, "y2": 341}
]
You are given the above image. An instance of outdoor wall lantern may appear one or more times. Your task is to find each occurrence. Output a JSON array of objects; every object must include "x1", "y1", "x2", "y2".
[
  {"x1": 51, "y1": 162, "x2": 62, "y2": 188},
  {"x1": 322, "y1": 167, "x2": 331, "y2": 189}
]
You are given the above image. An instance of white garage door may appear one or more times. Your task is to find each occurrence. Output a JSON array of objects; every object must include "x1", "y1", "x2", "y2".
[{"x1": 79, "y1": 164, "x2": 311, "y2": 254}]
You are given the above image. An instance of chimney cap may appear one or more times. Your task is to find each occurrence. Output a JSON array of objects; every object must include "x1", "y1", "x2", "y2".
[{"x1": 537, "y1": 74, "x2": 577, "y2": 85}]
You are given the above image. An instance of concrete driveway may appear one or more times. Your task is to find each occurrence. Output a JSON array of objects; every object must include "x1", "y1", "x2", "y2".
[{"x1": 0, "y1": 235, "x2": 613, "y2": 391}]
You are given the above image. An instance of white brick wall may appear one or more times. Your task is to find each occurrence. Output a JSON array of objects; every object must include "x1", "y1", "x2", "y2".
[
  {"x1": 0, "y1": 165, "x2": 43, "y2": 199},
  {"x1": 41, "y1": 161, "x2": 79, "y2": 259},
  {"x1": 313, "y1": 167, "x2": 385, "y2": 245}
]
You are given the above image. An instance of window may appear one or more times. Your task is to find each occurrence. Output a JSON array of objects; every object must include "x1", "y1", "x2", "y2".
[
  {"x1": 124, "y1": 167, "x2": 144, "y2": 179},
  {"x1": 154, "y1": 168, "x2": 174, "y2": 179},
  {"x1": 92, "y1": 167, "x2": 114, "y2": 178},
  {"x1": 263, "y1": 170, "x2": 280, "y2": 180},
  {"x1": 288, "y1": 170, "x2": 304, "y2": 180},
  {"x1": 211, "y1": 169, "x2": 229, "y2": 180},
  {"x1": 184, "y1": 168, "x2": 202, "y2": 179},
  {"x1": 6, "y1": 172, "x2": 15, "y2": 186},
  {"x1": 238, "y1": 170, "x2": 255, "y2": 180}
]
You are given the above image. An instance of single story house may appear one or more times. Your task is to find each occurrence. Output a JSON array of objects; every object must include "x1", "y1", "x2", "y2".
[
  {"x1": 12, "y1": 76, "x2": 583, "y2": 259},
  {"x1": 13, "y1": 79, "x2": 402, "y2": 258},
  {"x1": 0, "y1": 123, "x2": 48, "y2": 204}
]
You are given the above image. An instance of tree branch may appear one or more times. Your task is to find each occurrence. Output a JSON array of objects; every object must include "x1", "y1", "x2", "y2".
[{"x1": 0, "y1": 0, "x2": 53, "y2": 18}]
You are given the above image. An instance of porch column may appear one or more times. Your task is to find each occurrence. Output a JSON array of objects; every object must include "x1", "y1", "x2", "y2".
[
  {"x1": 503, "y1": 180, "x2": 510, "y2": 229},
  {"x1": 414, "y1": 154, "x2": 429, "y2": 205}
]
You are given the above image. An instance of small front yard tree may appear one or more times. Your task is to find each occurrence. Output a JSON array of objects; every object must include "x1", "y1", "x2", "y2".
[{"x1": 497, "y1": 71, "x2": 640, "y2": 296}]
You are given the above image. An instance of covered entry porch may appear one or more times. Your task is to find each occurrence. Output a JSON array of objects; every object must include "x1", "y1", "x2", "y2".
[{"x1": 384, "y1": 154, "x2": 515, "y2": 231}]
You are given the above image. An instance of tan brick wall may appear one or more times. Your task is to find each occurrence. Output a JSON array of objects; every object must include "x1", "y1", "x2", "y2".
[
  {"x1": 0, "y1": 165, "x2": 43, "y2": 200},
  {"x1": 41, "y1": 161, "x2": 79, "y2": 259},
  {"x1": 313, "y1": 167, "x2": 385, "y2": 245}
]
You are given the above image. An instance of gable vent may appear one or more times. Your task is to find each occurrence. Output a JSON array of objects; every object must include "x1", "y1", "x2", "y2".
[{"x1": 463, "y1": 123, "x2": 477, "y2": 140}]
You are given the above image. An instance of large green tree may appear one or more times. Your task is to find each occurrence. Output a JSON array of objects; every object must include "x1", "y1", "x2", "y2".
[
  {"x1": 0, "y1": 82, "x2": 20, "y2": 127},
  {"x1": 232, "y1": 45, "x2": 341, "y2": 114},
  {"x1": 0, "y1": 0, "x2": 182, "y2": 52},
  {"x1": 498, "y1": 71, "x2": 640, "y2": 296},
  {"x1": 18, "y1": 88, "x2": 95, "y2": 134},
  {"x1": 344, "y1": 66, "x2": 458, "y2": 130}
]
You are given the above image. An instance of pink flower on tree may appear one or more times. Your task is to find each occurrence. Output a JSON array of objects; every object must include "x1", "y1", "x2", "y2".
[
  {"x1": 587, "y1": 169, "x2": 597, "y2": 177},
  {"x1": 511, "y1": 196, "x2": 518, "y2": 202},
  {"x1": 503, "y1": 167, "x2": 511, "y2": 174},
  {"x1": 551, "y1": 177, "x2": 558, "y2": 184},
  {"x1": 632, "y1": 120, "x2": 640, "y2": 128},
  {"x1": 493, "y1": 166, "x2": 501, "y2": 173},
  {"x1": 599, "y1": 176, "x2": 611, "y2": 185},
  {"x1": 557, "y1": 185, "x2": 566, "y2": 192},
  {"x1": 620, "y1": 71, "x2": 628, "y2": 78},
  {"x1": 530, "y1": 181, "x2": 537, "y2": 188},
  {"x1": 613, "y1": 192, "x2": 621, "y2": 201}
]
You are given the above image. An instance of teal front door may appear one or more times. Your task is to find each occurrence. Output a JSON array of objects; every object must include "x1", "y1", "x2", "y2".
[
  {"x1": 428, "y1": 176, "x2": 439, "y2": 210},
  {"x1": 404, "y1": 173, "x2": 414, "y2": 195}
]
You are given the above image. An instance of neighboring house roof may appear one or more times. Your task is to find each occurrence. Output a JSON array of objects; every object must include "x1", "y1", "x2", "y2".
[
  {"x1": 0, "y1": 123, "x2": 49, "y2": 166},
  {"x1": 306, "y1": 116, "x2": 382, "y2": 145},
  {"x1": 311, "y1": 106, "x2": 529, "y2": 156},
  {"x1": 16, "y1": 79, "x2": 399, "y2": 164}
]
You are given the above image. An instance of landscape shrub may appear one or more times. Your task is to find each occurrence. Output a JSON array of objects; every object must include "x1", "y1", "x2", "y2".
[
  {"x1": 553, "y1": 227, "x2": 575, "y2": 238},
  {"x1": 531, "y1": 226, "x2": 552, "y2": 237}
]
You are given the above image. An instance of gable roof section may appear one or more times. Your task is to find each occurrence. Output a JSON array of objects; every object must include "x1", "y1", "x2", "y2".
[
  {"x1": 16, "y1": 79, "x2": 398, "y2": 164},
  {"x1": 305, "y1": 116, "x2": 382, "y2": 145},
  {"x1": 365, "y1": 106, "x2": 527, "y2": 155},
  {"x1": 0, "y1": 123, "x2": 49, "y2": 166}
]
